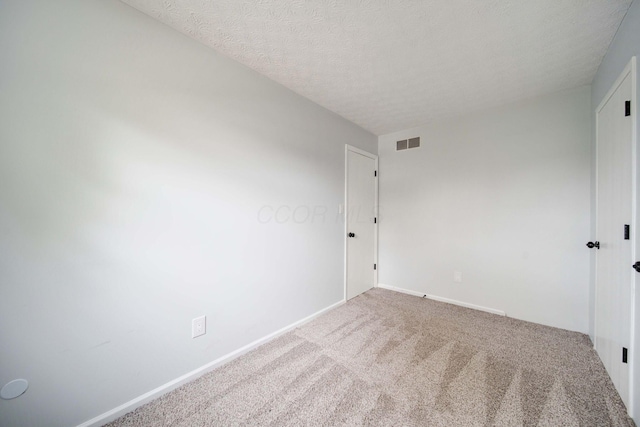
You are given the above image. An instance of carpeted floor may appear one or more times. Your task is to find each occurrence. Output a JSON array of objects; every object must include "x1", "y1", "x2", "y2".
[{"x1": 107, "y1": 288, "x2": 635, "y2": 426}]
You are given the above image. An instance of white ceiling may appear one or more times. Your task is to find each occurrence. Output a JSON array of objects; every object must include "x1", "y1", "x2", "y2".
[{"x1": 121, "y1": 0, "x2": 632, "y2": 135}]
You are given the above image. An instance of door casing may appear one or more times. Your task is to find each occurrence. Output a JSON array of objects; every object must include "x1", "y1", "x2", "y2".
[
  {"x1": 344, "y1": 145, "x2": 379, "y2": 301},
  {"x1": 594, "y1": 56, "x2": 637, "y2": 416}
]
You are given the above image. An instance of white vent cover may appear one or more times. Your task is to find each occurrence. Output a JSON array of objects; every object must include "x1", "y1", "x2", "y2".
[{"x1": 397, "y1": 137, "x2": 420, "y2": 151}]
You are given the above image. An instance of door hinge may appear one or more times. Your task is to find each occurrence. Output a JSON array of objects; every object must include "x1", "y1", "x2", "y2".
[
  {"x1": 374, "y1": 170, "x2": 377, "y2": 177},
  {"x1": 374, "y1": 217, "x2": 377, "y2": 224},
  {"x1": 625, "y1": 224, "x2": 630, "y2": 240},
  {"x1": 626, "y1": 100, "x2": 631, "y2": 117},
  {"x1": 623, "y1": 347, "x2": 628, "y2": 363},
  {"x1": 374, "y1": 264, "x2": 377, "y2": 270}
]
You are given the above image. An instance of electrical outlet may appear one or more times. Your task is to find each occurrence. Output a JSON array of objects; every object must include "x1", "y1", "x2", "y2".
[
  {"x1": 453, "y1": 271, "x2": 463, "y2": 283},
  {"x1": 192, "y1": 315, "x2": 206, "y2": 338}
]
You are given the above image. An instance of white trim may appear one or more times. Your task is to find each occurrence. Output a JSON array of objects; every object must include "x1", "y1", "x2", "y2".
[
  {"x1": 594, "y1": 78, "x2": 600, "y2": 351},
  {"x1": 344, "y1": 148, "x2": 349, "y2": 302},
  {"x1": 596, "y1": 57, "x2": 636, "y2": 113},
  {"x1": 344, "y1": 145, "x2": 379, "y2": 302},
  {"x1": 377, "y1": 283, "x2": 506, "y2": 317},
  {"x1": 374, "y1": 155, "x2": 379, "y2": 288},
  {"x1": 345, "y1": 144, "x2": 377, "y2": 159},
  {"x1": 76, "y1": 299, "x2": 345, "y2": 427},
  {"x1": 629, "y1": 55, "x2": 637, "y2": 420}
]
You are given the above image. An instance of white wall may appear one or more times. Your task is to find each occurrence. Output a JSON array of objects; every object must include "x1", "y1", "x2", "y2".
[
  {"x1": 0, "y1": 1, "x2": 376, "y2": 426},
  {"x1": 378, "y1": 86, "x2": 591, "y2": 333},
  {"x1": 591, "y1": 0, "x2": 640, "y2": 421}
]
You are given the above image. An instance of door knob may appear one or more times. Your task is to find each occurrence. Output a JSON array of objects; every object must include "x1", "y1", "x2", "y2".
[
  {"x1": 348, "y1": 232, "x2": 355, "y2": 238},
  {"x1": 633, "y1": 262, "x2": 640, "y2": 273},
  {"x1": 586, "y1": 241, "x2": 600, "y2": 249}
]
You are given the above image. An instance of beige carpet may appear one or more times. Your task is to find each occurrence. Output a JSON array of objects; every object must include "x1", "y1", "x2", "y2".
[{"x1": 107, "y1": 288, "x2": 635, "y2": 426}]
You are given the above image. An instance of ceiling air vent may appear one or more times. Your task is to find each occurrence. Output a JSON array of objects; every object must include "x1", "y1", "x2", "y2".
[{"x1": 396, "y1": 137, "x2": 420, "y2": 151}]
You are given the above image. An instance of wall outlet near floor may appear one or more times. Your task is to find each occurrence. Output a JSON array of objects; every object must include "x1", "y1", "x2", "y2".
[
  {"x1": 192, "y1": 315, "x2": 206, "y2": 338},
  {"x1": 453, "y1": 271, "x2": 463, "y2": 283}
]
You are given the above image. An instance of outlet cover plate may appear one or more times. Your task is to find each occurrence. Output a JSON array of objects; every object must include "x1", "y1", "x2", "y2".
[
  {"x1": 453, "y1": 271, "x2": 463, "y2": 283},
  {"x1": 192, "y1": 315, "x2": 206, "y2": 338}
]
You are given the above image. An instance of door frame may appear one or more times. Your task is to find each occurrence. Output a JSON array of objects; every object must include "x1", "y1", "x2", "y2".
[
  {"x1": 594, "y1": 56, "x2": 637, "y2": 416},
  {"x1": 344, "y1": 144, "x2": 379, "y2": 302}
]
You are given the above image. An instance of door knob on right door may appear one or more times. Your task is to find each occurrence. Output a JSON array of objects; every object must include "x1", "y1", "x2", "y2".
[{"x1": 586, "y1": 241, "x2": 600, "y2": 249}]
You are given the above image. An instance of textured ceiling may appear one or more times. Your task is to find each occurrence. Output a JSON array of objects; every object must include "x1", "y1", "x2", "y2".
[{"x1": 121, "y1": 0, "x2": 632, "y2": 135}]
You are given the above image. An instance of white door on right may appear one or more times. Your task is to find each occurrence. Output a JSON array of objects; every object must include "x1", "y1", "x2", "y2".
[
  {"x1": 594, "y1": 58, "x2": 635, "y2": 410},
  {"x1": 346, "y1": 147, "x2": 377, "y2": 300}
]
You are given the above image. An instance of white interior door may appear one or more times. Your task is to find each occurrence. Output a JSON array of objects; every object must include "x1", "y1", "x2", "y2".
[
  {"x1": 346, "y1": 146, "x2": 377, "y2": 300},
  {"x1": 595, "y1": 58, "x2": 635, "y2": 410}
]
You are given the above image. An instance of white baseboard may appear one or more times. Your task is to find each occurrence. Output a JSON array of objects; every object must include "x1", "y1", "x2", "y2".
[
  {"x1": 76, "y1": 299, "x2": 345, "y2": 427},
  {"x1": 376, "y1": 283, "x2": 506, "y2": 317}
]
